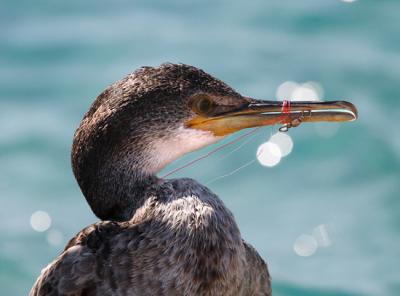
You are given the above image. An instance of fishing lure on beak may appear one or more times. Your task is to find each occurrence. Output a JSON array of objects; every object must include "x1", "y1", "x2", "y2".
[
  {"x1": 238, "y1": 99, "x2": 358, "y2": 134},
  {"x1": 278, "y1": 100, "x2": 313, "y2": 132}
]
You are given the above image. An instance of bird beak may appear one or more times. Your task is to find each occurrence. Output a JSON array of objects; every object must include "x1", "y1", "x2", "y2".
[{"x1": 187, "y1": 99, "x2": 358, "y2": 136}]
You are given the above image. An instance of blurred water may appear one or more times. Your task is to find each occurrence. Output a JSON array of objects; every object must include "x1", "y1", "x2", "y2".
[{"x1": 1, "y1": 0, "x2": 399, "y2": 295}]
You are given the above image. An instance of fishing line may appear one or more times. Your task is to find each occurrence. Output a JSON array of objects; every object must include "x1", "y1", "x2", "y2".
[
  {"x1": 162, "y1": 127, "x2": 261, "y2": 178},
  {"x1": 205, "y1": 159, "x2": 256, "y2": 185},
  {"x1": 205, "y1": 100, "x2": 293, "y2": 185},
  {"x1": 217, "y1": 130, "x2": 260, "y2": 161},
  {"x1": 163, "y1": 100, "x2": 292, "y2": 179}
]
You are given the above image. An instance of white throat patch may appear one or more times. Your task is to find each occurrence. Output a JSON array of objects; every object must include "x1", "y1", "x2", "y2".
[{"x1": 146, "y1": 125, "x2": 223, "y2": 175}]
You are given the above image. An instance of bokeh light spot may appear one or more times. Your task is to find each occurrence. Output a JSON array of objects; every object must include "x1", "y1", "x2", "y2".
[
  {"x1": 293, "y1": 234, "x2": 318, "y2": 257},
  {"x1": 291, "y1": 85, "x2": 320, "y2": 101},
  {"x1": 276, "y1": 81, "x2": 299, "y2": 100},
  {"x1": 312, "y1": 224, "x2": 332, "y2": 247},
  {"x1": 269, "y1": 132, "x2": 293, "y2": 157},
  {"x1": 256, "y1": 142, "x2": 281, "y2": 167},
  {"x1": 46, "y1": 229, "x2": 64, "y2": 246},
  {"x1": 276, "y1": 80, "x2": 324, "y2": 102},
  {"x1": 30, "y1": 210, "x2": 51, "y2": 232},
  {"x1": 303, "y1": 81, "x2": 324, "y2": 99}
]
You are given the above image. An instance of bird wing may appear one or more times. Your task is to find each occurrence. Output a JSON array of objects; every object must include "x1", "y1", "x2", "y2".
[
  {"x1": 29, "y1": 245, "x2": 97, "y2": 296},
  {"x1": 29, "y1": 222, "x2": 120, "y2": 296}
]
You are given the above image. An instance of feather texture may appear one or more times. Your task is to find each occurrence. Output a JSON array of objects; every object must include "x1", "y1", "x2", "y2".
[{"x1": 30, "y1": 179, "x2": 271, "y2": 296}]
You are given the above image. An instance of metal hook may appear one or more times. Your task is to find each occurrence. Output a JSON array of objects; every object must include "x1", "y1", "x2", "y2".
[
  {"x1": 278, "y1": 104, "x2": 313, "y2": 132},
  {"x1": 302, "y1": 109, "x2": 312, "y2": 118},
  {"x1": 279, "y1": 114, "x2": 306, "y2": 132},
  {"x1": 279, "y1": 124, "x2": 290, "y2": 132}
]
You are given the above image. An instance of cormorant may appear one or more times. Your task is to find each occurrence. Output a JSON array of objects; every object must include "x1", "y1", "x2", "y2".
[{"x1": 30, "y1": 63, "x2": 357, "y2": 296}]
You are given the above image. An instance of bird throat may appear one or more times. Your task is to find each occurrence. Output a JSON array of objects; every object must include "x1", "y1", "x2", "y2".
[
  {"x1": 72, "y1": 124, "x2": 221, "y2": 221},
  {"x1": 79, "y1": 155, "x2": 160, "y2": 221}
]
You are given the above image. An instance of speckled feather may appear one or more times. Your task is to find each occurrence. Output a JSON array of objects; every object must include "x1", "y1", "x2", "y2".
[{"x1": 30, "y1": 64, "x2": 271, "y2": 296}]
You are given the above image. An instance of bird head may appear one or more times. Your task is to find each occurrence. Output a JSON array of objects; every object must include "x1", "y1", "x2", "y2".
[
  {"x1": 72, "y1": 63, "x2": 357, "y2": 220},
  {"x1": 73, "y1": 63, "x2": 357, "y2": 177}
]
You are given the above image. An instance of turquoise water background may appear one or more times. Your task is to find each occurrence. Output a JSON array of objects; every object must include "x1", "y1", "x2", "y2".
[{"x1": 1, "y1": 0, "x2": 399, "y2": 295}]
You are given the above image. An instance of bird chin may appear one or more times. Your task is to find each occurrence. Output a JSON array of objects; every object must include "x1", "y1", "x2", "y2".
[{"x1": 147, "y1": 125, "x2": 224, "y2": 175}]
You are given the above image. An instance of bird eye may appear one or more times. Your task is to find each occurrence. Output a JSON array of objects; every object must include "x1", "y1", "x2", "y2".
[{"x1": 192, "y1": 96, "x2": 215, "y2": 115}]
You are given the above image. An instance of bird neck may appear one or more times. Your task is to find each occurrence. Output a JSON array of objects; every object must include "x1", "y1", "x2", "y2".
[
  {"x1": 72, "y1": 122, "x2": 166, "y2": 221},
  {"x1": 81, "y1": 153, "x2": 161, "y2": 221},
  {"x1": 72, "y1": 113, "x2": 220, "y2": 221}
]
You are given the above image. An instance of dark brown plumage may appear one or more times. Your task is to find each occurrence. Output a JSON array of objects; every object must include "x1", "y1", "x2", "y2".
[{"x1": 30, "y1": 64, "x2": 271, "y2": 296}]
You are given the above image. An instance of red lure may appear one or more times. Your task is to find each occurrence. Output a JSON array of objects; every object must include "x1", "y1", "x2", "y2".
[{"x1": 281, "y1": 99, "x2": 292, "y2": 124}]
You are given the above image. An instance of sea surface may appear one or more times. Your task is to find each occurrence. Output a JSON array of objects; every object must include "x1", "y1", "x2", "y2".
[{"x1": 1, "y1": 0, "x2": 399, "y2": 295}]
